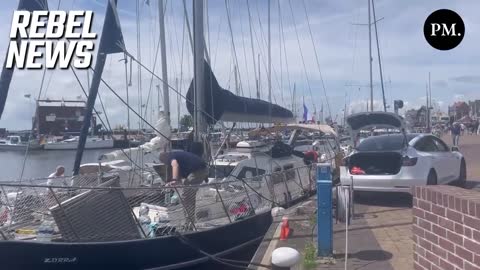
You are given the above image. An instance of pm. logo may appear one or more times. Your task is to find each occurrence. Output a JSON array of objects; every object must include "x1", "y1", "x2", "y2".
[{"x1": 424, "y1": 9, "x2": 465, "y2": 50}]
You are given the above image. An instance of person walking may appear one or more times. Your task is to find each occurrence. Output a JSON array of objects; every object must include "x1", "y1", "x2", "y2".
[
  {"x1": 451, "y1": 122, "x2": 461, "y2": 146},
  {"x1": 159, "y1": 151, "x2": 208, "y2": 229}
]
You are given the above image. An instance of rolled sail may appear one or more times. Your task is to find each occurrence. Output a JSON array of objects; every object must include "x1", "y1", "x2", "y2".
[{"x1": 186, "y1": 62, "x2": 294, "y2": 124}]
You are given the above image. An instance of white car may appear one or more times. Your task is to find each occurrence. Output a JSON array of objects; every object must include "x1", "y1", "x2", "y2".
[{"x1": 340, "y1": 112, "x2": 466, "y2": 193}]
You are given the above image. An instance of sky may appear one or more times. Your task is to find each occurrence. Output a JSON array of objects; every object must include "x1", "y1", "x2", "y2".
[{"x1": 0, "y1": 0, "x2": 480, "y2": 130}]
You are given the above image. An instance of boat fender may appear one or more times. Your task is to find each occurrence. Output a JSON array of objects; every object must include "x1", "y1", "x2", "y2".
[{"x1": 271, "y1": 247, "x2": 300, "y2": 269}]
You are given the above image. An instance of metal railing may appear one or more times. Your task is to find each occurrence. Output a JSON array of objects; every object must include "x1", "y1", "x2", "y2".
[{"x1": 0, "y1": 164, "x2": 316, "y2": 242}]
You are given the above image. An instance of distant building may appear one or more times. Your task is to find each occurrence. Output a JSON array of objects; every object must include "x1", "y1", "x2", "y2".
[
  {"x1": 33, "y1": 99, "x2": 95, "y2": 136},
  {"x1": 448, "y1": 101, "x2": 470, "y2": 121},
  {"x1": 405, "y1": 106, "x2": 428, "y2": 129},
  {"x1": 468, "y1": 100, "x2": 480, "y2": 118}
]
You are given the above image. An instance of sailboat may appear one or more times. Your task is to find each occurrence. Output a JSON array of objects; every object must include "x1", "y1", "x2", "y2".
[
  {"x1": 43, "y1": 136, "x2": 115, "y2": 150},
  {"x1": 0, "y1": 1, "x2": 327, "y2": 269}
]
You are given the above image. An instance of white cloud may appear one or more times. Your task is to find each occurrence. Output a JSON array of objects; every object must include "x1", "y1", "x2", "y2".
[{"x1": 454, "y1": 94, "x2": 466, "y2": 102}]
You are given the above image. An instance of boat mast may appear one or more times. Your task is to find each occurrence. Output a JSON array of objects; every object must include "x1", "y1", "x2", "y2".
[
  {"x1": 234, "y1": 65, "x2": 239, "y2": 95},
  {"x1": 176, "y1": 78, "x2": 180, "y2": 131},
  {"x1": 73, "y1": 0, "x2": 124, "y2": 175},
  {"x1": 293, "y1": 83, "x2": 296, "y2": 121},
  {"x1": 73, "y1": 58, "x2": 108, "y2": 175},
  {"x1": 368, "y1": 0, "x2": 373, "y2": 112},
  {"x1": 193, "y1": 0, "x2": 207, "y2": 140},
  {"x1": 427, "y1": 73, "x2": 432, "y2": 132},
  {"x1": 257, "y1": 54, "x2": 261, "y2": 99},
  {"x1": 343, "y1": 93, "x2": 347, "y2": 126},
  {"x1": 425, "y1": 82, "x2": 429, "y2": 130},
  {"x1": 156, "y1": 84, "x2": 160, "y2": 115},
  {"x1": 159, "y1": 0, "x2": 170, "y2": 124},
  {"x1": 371, "y1": 0, "x2": 386, "y2": 112},
  {"x1": 268, "y1": 0, "x2": 272, "y2": 122}
]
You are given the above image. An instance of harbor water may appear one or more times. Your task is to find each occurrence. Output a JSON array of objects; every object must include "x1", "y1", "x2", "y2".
[{"x1": 0, "y1": 149, "x2": 112, "y2": 180}]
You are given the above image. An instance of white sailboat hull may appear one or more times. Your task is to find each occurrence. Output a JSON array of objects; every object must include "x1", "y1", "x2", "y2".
[
  {"x1": 44, "y1": 138, "x2": 114, "y2": 150},
  {"x1": 0, "y1": 144, "x2": 29, "y2": 151}
]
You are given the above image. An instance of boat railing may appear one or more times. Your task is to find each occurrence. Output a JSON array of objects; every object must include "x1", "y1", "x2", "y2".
[{"x1": 0, "y1": 164, "x2": 316, "y2": 242}]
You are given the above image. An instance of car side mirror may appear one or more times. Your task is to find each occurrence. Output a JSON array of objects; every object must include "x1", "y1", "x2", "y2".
[{"x1": 451, "y1": 146, "x2": 459, "y2": 152}]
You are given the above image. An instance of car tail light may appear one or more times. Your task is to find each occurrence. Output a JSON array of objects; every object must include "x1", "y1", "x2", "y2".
[
  {"x1": 402, "y1": 156, "x2": 418, "y2": 166},
  {"x1": 350, "y1": 166, "x2": 366, "y2": 175}
]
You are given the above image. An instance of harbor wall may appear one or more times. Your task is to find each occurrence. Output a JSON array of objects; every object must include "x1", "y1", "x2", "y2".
[{"x1": 412, "y1": 185, "x2": 480, "y2": 270}]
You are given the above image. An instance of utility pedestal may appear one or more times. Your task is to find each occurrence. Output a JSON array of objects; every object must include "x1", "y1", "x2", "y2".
[{"x1": 316, "y1": 163, "x2": 333, "y2": 257}]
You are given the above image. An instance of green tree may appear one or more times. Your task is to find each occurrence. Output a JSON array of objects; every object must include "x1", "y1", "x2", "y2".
[{"x1": 180, "y1": 114, "x2": 193, "y2": 131}]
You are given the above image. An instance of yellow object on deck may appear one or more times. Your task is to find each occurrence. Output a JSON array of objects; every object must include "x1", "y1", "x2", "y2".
[{"x1": 15, "y1": 228, "x2": 36, "y2": 235}]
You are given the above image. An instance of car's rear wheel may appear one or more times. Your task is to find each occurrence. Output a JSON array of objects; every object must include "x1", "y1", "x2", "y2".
[
  {"x1": 427, "y1": 170, "x2": 437, "y2": 185},
  {"x1": 455, "y1": 159, "x2": 467, "y2": 188}
]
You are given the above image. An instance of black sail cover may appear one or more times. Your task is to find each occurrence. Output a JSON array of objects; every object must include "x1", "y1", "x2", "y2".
[{"x1": 186, "y1": 62, "x2": 294, "y2": 125}]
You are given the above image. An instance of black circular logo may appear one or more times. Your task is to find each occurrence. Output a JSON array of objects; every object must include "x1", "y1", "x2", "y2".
[{"x1": 424, "y1": 9, "x2": 465, "y2": 50}]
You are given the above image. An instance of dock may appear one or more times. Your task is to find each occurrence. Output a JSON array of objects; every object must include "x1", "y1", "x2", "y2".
[{"x1": 249, "y1": 194, "x2": 411, "y2": 269}]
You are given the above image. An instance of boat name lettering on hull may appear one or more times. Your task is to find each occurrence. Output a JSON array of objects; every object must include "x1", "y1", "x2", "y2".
[{"x1": 43, "y1": 257, "x2": 78, "y2": 264}]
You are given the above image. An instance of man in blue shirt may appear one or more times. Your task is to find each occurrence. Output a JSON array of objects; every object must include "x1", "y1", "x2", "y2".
[
  {"x1": 451, "y1": 122, "x2": 461, "y2": 146},
  {"x1": 159, "y1": 151, "x2": 208, "y2": 228}
]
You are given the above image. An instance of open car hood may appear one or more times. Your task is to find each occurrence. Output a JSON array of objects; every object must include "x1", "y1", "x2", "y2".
[{"x1": 346, "y1": 111, "x2": 405, "y2": 132}]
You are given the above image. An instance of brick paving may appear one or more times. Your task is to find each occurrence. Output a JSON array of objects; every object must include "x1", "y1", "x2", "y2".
[
  {"x1": 250, "y1": 198, "x2": 395, "y2": 270},
  {"x1": 443, "y1": 134, "x2": 480, "y2": 185},
  {"x1": 355, "y1": 193, "x2": 413, "y2": 270}
]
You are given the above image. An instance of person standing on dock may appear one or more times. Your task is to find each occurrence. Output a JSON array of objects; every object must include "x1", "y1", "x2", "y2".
[{"x1": 159, "y1": 151, "x2": 208, "y2": 229}]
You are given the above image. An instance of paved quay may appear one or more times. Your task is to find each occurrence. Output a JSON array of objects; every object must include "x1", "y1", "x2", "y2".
[{"x1": 250, "y1": 134, "x2": 480, "y2": 270}]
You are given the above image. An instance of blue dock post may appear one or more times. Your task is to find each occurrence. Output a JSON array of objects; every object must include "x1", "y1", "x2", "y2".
[{"x1": 316, "y1": 163, "x2": 332, "y2": 257}]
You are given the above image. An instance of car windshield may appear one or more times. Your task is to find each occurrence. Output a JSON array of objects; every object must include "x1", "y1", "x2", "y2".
[{"x1": 356, "y1": 134, "x2": 416, "y2": 151}]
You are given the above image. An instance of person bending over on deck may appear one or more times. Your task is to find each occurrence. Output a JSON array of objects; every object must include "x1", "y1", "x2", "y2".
[{"x1": 159, "y1": 151, "x2": 208, "y2": 228}]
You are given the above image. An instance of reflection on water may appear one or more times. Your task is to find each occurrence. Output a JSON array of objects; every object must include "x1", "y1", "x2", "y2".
[{"x1": 0, "y1": 149, "x2": 112, "y2": 180}]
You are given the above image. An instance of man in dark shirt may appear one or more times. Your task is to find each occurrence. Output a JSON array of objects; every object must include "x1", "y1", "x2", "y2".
[
  {"x1": 451, "y1": 123, "x2": 461, "y2": 146},
  {"x1": 159, "y1": 151, "x2": 208, "y2": 228}
]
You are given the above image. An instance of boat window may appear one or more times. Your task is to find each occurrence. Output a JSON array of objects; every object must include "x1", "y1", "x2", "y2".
[
  {"x1": 209, "y1": 165, "x2": 235, "y2": 179},
  {"x1": 10, "y1": 137, "x2": 19, "y2": 144},
  {"x1": 236, "y1": 167, "x2": 266, "y2": 180}
]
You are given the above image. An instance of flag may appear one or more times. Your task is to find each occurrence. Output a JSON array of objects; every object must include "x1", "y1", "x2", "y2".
[{"x1": 303, "y1": 99, "x2": 308, "y2": 123}]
